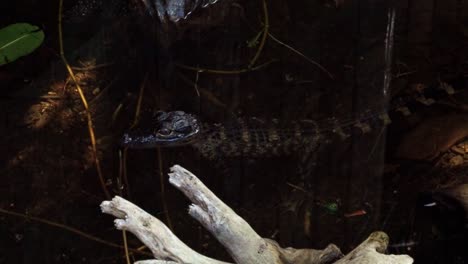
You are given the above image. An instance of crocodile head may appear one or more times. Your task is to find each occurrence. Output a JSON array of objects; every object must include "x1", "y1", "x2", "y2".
[{"x1": 121, "y1": 111, "x2": 201, "y2": 148}]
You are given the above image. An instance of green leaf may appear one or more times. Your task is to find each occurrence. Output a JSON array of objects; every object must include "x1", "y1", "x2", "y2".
[{"x1": 0, "y1": 23, "x2": 45, "y2": 66}]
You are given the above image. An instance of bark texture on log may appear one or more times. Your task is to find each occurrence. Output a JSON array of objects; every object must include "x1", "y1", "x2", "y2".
[
  {"x1": 101, "y1": 165, "x2": 413, "y2": 264},
  {"x1": 334, "y1": 232, "x2": 413, "y2": 264}
]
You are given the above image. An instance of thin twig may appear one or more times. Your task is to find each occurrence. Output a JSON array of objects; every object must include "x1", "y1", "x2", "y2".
[
  {"x1": 58, "y1": 0, "x2": 110, "y2": 199},
  {"x1": 89, "y1": 77, "x2": 118, "y2": 106},
  {"x1": 286, "y1": 182, "x2": 308, "y2": 193},
  {"x1": 268, "y1": 33, "x2": 334, "y2": 79},
  {"x1": 248, "y1": 0, "x2": 269, "y2": 68},
  {"x1": 157, "y1": 148, "x2": 173, "y2": 230},
  {"x1": 394, "y1": 70, "x2": 417, "y2": 79},
  {"x1": 0, "y1": 207, "x2": 151, "y2": 256},
  {"x1": 118, "y1": 131, "x2": 131, "y2": 264},
  {"x1": 122, "y1": 226, "x2": 131, "y2": 264},
  {"x1": 177, "y1": 73, "x2": 228, "y2": 109},
  {"x1": 175, "y1": 59, "x2": 277, "y2": 75},
  {"x1": 111, "y1": 103, "x2": 124, "y2": 124},
  {"x1": 194, "y1": 70, "x2": 200, "y2": 97},
  {"x1": 130, "y1": 73, "x2": 148, "y2": 129},
  {"x1": 122, "y1": 148, "x2": 131, "y2": 199}
]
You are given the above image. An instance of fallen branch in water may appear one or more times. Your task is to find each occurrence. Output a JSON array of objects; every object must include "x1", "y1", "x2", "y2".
[{"x1": 101, "y1": 165, "x2": 413, "y2": 264}]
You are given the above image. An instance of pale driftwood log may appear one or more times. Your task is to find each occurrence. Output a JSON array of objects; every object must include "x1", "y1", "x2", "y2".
[
  {"x1": 101, "y1": 164, "x2": 413, "y2": 264},
  {"x1": 334, "y1": 232, "x2": 413, "y2": 264},
  {"x1": 100, "y1": 195, "x2": 229, "y2": 264}
]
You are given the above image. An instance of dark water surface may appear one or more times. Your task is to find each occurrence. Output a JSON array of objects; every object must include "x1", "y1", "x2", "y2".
[{"x1": 0, "y1": 0, "x2": 467, "y2": 263}]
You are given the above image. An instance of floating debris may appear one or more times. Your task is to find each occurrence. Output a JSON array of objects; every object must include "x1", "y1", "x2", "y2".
[{"x1": 344, "y1": 209, "x2": 367, "y2": 218}]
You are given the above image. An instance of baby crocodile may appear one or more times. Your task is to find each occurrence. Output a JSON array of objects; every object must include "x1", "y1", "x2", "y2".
[{"x1": 120, "y1": 110, "x2": 388, "y2": 160}]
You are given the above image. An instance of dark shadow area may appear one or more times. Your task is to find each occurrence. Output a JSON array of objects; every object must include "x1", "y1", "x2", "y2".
[{"x1": 0, "y1": 0, "x2": 467, "y2": 263}]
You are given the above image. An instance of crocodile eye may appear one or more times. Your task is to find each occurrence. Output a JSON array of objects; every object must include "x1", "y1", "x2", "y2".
[{"x1": 158, "y1": 128, "x2": 171, "y2": 135}]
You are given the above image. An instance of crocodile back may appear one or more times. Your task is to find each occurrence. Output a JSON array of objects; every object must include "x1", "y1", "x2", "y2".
[{"x1": 192, "y1": 118, "x2": 322, "y2": 160}]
